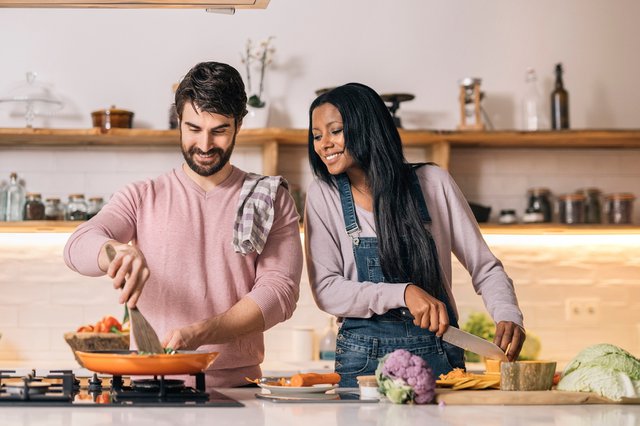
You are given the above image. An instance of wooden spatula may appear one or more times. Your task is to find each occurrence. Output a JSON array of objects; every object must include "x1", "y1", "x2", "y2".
[{"x1": 105, "y1": 244, "x2": 164, "y2": 354}]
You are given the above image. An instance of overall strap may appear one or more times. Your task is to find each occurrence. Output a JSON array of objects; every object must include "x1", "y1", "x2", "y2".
[
  {"x1": 336, "y1": 174, "x2": 361, "y2": 245},
  {"x1": 410, "y1": 164, "x2": 432, "y2": 224}
]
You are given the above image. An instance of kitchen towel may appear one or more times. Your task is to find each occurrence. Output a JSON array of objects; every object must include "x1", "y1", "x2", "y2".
[{"x1": 233, "y1": 173, "x2": 288, "y2": 255}]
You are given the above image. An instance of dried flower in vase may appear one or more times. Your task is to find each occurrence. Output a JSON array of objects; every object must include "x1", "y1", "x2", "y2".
[{"x1": 240, "y1": 36, "x2": 275, "y2": 108}]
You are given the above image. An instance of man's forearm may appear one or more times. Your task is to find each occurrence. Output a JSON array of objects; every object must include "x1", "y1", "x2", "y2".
[{"x1": 200, "y1": 297, "x2": 266, "y2": 344}]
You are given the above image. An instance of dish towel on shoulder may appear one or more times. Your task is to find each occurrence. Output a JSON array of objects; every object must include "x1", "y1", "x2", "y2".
[{"x1": 233, "y1": 173, "x2": 289, "y2": 255}]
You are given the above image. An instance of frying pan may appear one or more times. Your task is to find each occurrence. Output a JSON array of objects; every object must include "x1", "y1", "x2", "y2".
[{"x1": 76, "y1": 350, "x2": 219, "y2": 375}]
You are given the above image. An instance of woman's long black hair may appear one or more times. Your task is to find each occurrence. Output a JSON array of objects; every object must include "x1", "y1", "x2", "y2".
[{"x1": 308, "y1": 83, "x2": 443, "y2": 296}]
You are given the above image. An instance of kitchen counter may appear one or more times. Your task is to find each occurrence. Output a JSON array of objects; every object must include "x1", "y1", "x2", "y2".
[{"x1": 0, "y1": 387, "x2": 638, "y2": 426}]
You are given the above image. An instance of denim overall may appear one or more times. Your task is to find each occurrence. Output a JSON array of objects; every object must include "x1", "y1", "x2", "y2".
[{"x1": 334, "y1": 169, "x2": 465, "y2": 388}]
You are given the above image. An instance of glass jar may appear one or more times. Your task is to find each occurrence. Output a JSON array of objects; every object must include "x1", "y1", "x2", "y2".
[
  {"x1": 605, "y1": 193, "x2": 636, "y2": 225},
  {"x1": 44, "y1": 197, "x2": 65, "y2": 220},
  {"x1": 87, "y1": 197, "x2": 104, "y2": 219},
  {"x1": 23, "y1": 192, "x2": 45, "y2": 220},
  {"x1": 577, "y1": 188, "x2": 602, "y2": 224},
  {"x1": 557, "y1": 193, "x2": 586, "y2": 224},
  {"x1": 526, "y1": 187, "x2": 552, "y2": 222},
  {"x1": 66, "y1": 194, "x2": 88, "y2": 221},
  {"x1": 522, "y1": 207, "x2": 545, "y2": 224}
]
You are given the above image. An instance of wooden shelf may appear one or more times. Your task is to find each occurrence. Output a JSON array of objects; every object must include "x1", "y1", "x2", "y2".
[
  {"x1": 4, "y1": 128, "x2": 640, "y2": 173},
  {"x1": 2, "y1": 221, "x2": 639, "y2": 235},
  {"x1": 0, "y1": 221, "x2": 81, "y2": 233},
  {"x1": 479, "y1": 224, "x2": 640, "y2": 235}
]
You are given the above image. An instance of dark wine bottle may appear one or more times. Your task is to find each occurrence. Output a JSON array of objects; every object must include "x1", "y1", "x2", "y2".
[{"x1": 551, "y1": 63, "x2": 570, "y2": 129}]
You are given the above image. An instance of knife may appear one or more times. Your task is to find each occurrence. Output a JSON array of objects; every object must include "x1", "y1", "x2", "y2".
[
  {"x1": 105, "y1": 244, "x2": 165, "y2": 354},
  {"x1": 442, "y1": 326, "x2": 508, "y2": 362}
]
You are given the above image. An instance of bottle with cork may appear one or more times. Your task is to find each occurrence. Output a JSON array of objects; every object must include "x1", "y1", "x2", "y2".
[{"x1": 551, "y1": 63, "x2": 570, "y2": 129}]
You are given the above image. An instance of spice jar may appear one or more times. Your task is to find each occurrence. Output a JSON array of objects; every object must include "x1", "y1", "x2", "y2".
[
  {"x1": 557, "y1": 193, "x2": 586, "y2": 224},
  {"x1": 499, "y1": 209, "x2": 518, "y2": 224},
  {"x1": 526, "y1": 188, "x2": 552, "y2": 222},
  {"x1": 87, "y1": 197, "x2": 104, "y2": 219},
  {"x1": 23, "y1": 192, "x2": 45, "y2": 220},
  {"x1": 605, "y1": 193, "x2": 636, "y2": 225},
  {"x1": 577, "y1": 188, "x2": 602, "y2": 224},
  {"x1": 66, "y1": 194, "x2": 88, "y2": 221},
  {"x1": 45, "y1": 197, "x2": 65, "y2": 220}
]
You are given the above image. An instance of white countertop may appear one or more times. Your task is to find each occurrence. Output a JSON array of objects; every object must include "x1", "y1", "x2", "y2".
[{"x1": 1, "y1": 388, "x2": 639, "y2": 426}]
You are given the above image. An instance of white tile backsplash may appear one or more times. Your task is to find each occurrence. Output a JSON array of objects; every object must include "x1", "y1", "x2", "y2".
[{"x1": 2, "y1": 145, "x2": 640, "y2": 367}]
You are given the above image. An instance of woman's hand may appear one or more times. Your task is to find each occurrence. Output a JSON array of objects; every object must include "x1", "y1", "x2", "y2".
[
  {"x1": 101, "y1": 241, "x2": 150, "y2": 308},
  {"x1": 404, "y1": 284, "x2": 450, "y2": 337},
  {"x1": 494, "y1": 321, "x2": 526, "y2": 361}
]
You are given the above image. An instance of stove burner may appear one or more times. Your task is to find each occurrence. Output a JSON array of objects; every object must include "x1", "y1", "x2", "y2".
[
  {"x1": 111, "y1": 373, "x2": 208, "y2": 403},
  {"x1": 0, "y1": 370, "x2": 76, "y2": 402},
  {"x1": 132, "y1": 379, "x2": 185, "y2": 392},
  {"x1": 88, "y1": 374, "x2": 103, "y2": 392}
]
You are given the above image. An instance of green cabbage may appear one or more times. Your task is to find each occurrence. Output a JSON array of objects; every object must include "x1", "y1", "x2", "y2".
[{"x1": 557, "y1": 344, "x2": 640, "y2": 401}]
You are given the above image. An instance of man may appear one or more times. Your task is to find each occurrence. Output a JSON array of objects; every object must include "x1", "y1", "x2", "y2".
[{"x1": 64, "y1": 61, "x2": 303, "y2": 388}]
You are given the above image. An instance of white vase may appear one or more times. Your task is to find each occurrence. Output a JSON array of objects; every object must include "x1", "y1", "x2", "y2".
[{"x1": 243, "y1": 104, "x2": 270, "y2": 129}]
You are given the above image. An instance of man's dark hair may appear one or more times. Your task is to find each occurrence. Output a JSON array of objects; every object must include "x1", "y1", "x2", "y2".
[
  {"x1": 308, "y1": 83, "x2": 443, "y2": 297},
  {"x1": 175, "y1": 61, "x2": 248, "y2": 124}
]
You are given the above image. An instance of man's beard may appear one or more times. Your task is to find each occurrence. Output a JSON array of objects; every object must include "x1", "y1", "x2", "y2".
[{"x1": 181, "y1": 134, "x2": 236, "y2": 177}]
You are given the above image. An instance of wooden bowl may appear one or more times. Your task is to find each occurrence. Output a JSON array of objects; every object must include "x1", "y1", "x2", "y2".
[
  {"x1": 500, "y1": 360, "x2": 557, "y2": 391},
  {"x1": 64, "y1": 331, "x2": 130, "y2": 367}
]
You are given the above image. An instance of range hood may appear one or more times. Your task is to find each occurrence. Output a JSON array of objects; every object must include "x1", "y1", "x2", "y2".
[{"x1": 0, "y1": 0, "x2": 269, "y2": 10}]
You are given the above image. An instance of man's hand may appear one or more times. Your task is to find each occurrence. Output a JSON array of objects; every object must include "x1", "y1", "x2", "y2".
[
  {"x1": 162, "y1": 321, "x2": 207, "y2": 351},
  {"x1": 494, "y1": 321, "x2": 526, "y2": 361},
  {"x1": 404, "y1": 284, "x2": 450, "y2": 337},
  {"x1": 100, "y1": 241, "x2": 150, "y2": 308}
]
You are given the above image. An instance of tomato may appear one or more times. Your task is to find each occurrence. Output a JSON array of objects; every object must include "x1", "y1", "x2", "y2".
[
  {"x1": 76, "y1": 325, "x2": 94, "y2": 332},
  {"x1": 101, "y1": 316, "x2": 122, "y2": 332}
]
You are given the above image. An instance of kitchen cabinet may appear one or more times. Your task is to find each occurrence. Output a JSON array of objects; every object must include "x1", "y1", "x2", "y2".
[
  {"x1": 0, "y1": 0, "x2": 269, "y2": 10},
  {"x1": 2, "y1": 127, "x2": 640, "y2": 234}
]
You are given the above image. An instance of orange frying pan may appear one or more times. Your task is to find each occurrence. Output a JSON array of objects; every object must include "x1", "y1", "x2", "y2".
[{"x1": 76, "y1": 350, "x2": 219, "y2": 375}]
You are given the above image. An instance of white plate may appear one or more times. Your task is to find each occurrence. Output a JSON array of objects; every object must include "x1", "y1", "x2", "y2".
[{"x1": 258, "y1": 383, "x2": 338, "y2": 395}]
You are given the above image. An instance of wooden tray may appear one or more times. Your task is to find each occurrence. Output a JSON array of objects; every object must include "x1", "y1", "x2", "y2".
[{"x1": 435, "y1": 388, "x2": 640, "y2": 405}]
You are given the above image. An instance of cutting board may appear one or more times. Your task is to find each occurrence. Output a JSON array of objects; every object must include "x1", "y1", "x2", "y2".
[{"x1": 435, "y1": 388, "x2": 640, "y2": 405}]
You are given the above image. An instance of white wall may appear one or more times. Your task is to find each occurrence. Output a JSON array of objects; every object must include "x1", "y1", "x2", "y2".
[
  {"x1": 1, "y1": 0, "x2": 639, "y2": 130},
  {"x1": 1, "y1": 1, "x2": 640, "y2": 367}
]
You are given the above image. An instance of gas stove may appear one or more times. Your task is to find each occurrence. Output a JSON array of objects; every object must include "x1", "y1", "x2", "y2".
[{"x1": 0, "y1": 369, "x2": 243, "y2": 407}]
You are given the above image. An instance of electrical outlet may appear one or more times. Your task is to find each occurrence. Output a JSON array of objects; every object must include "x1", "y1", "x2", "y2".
[{"x1": 565, "y1": 298, "x2": 600, "y2": 323}]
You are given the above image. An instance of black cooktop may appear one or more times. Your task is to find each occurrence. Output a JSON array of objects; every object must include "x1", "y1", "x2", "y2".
[{"x1": 0, "y1": 369, "x2": 243, "y2": 407}]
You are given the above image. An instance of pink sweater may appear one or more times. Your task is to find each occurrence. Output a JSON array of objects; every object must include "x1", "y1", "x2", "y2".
[
  {"x1": 64, "y1": 166, "x2": 303, "y2": 387},
  {"x1": 304, "y1": 165, "x2": 523, "y2": 328}
]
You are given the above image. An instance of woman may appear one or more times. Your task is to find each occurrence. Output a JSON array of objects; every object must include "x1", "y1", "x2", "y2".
[{"x1": 304, "y1": 83, "x2": 525, "y2": 387}]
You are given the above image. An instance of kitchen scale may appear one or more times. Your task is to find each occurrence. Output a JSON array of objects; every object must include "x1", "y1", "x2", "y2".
[{"x1": 380, "y1": 93, "x2": 414, "y2": 128}]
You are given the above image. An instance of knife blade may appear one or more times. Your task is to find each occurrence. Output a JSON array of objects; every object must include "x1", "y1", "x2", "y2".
[
  {"x1": 442, "y1": 326, "x2": 508, "y2": 361},
  {"x1": 105, "y1": 244, "x2": 164, "y2": 354}
]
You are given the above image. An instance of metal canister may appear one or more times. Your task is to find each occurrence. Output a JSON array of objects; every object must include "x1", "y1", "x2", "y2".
[{"x1": 557, "y1": 193, "x2": 586, "y2": 224}]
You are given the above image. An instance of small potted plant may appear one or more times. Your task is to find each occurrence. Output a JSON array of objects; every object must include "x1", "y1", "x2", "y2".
[{"x1": 240, "y1": 36, "x2": 275, "y2": 127}]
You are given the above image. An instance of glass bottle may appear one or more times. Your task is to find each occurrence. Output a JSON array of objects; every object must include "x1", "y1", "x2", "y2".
[
  {"x1": 523, "y1": 68, "x2": 544, "y2": 131},
  {"x1": 551, "y1": 63, "x2": 570, "y2": 129},
  {"x1": 45, "y1": 197, "x2": 65, "y2": 220},
  {"x1": 66, "y1": 194, "x2": 88, "y2": 221},
  {"x1": 0, "y1": 181, "x2": 6, "y2": 221},
  {"x1": 87, "y1": 197, "x2": 104, "y2": 219},
  {"x1": 23, "y1": 192, "x2": 45, "y2": 220},
  {"x1": 3, "y1": 172, "x2": 26, "y2": 222},
  {"x1": 578, "y1": 188, "x2": 602, "y2": 224},
  {"x1": 318, "y1": 317, "x2": 337, "y2": 361}
]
